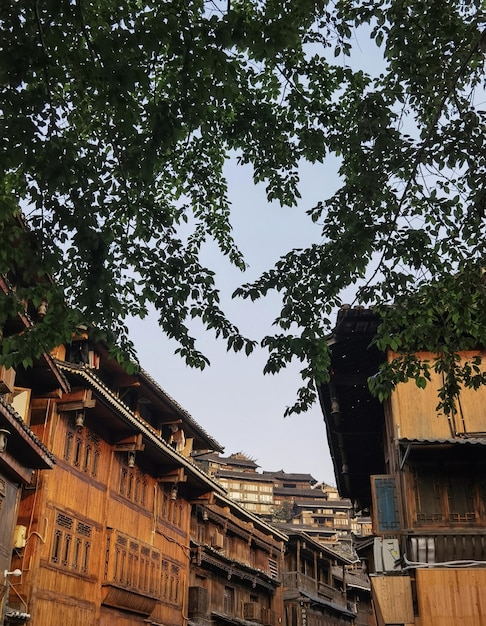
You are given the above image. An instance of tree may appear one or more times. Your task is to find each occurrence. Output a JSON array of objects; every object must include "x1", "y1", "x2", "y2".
[
  {"x1": 271, "y1": 500, "x2": 294, "y2": 523},
  {"x1": 1, "y1": 1, "x2": 485, "y2": 412}
]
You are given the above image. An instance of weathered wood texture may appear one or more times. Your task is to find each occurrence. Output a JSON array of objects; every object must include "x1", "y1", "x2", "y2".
[
  {"x1": 15, "y1": 407, "x2": 190, "y2": 626},
  {"x1": 189, "y1": 501, "x2": 284, "y2": 626},
  {"x1": 415, "y1": 568, "x2": 486, "y2": 626},
  {"x1": 31, "y1": 596, "x2": 96, "y2": 626},
  {"x1": 370, "y1": 575, "x2": 414, "y2": 625},
  {"x1": 389, "y1": 350, "x2": 486, "y2": 439}
]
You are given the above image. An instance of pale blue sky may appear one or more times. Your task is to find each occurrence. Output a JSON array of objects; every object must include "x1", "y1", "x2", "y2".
[
  {"x1": 128, "y1": 157, "x2": 344, "y2": 484},
  {"x1": 127, "y1": 27, "x2": 384, "y2": 484}
]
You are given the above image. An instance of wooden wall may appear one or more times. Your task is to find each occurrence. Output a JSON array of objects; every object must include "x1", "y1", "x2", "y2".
[
  {"x1": 389, "y1": 350, "x2": 486, "y2": 439},
  {"x1": 370, "y1": 575, "x2": 414, "y2": 626},
  {"x1": 415, "y1": 568, "x2": 486, "y2": 626},
  {"x1": 14, "y1": 406, "x2": 190, "y2": 626}
]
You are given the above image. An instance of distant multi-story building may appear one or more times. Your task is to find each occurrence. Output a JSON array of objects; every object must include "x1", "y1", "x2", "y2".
[
  {"x1": 194, "y1": 452, "x2": 275, "y2": 517},
  {"x1": 192, "y1": 453, "x2": 368, "y2": 550}
]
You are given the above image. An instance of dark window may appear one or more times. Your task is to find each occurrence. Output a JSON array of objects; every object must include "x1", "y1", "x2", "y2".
[
  {"x1": 412, "y1": 462, "x2": 480, "y2": 526},
  {"x1": 224, "y1": 586, "x2": 234, "y2": 615},
  {"x1": 50, "y1": 512, "x2": 92, "y2": 575},
  {"x1": 64, "y1": 423, "x2": 100, "y2": 478}
]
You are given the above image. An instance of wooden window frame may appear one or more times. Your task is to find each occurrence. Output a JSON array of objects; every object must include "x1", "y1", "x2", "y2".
[
  {"x1": 63, "y1": 421, "x2": 101, "y2": 479},
  {"x1": 50, "y1": 511, "x2": 93, "y2": 575}
]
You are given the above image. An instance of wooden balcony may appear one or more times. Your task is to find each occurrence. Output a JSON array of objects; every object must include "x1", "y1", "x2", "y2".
[
  {"x1": 282, "y1": 572, "x2": 340, "y2": 603},
  {"x1": 282, "y1": 571, "x2": 316, "y2": 594}
]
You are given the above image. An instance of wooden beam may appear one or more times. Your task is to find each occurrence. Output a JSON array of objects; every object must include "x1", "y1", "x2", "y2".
[
  {"x1": 0, "y1": 451, "x2": 35, "y2": 484},
  {"x1": 157, "y1": 468, "x2": 186, "y2": 483},
  {"x1": 189, "y1": 492, "x2": 215, "y2": 505},
  {"x1": 57, "y1": 388, "x2": 96, "y2": 411},
  {"x1": 114, "y1": 433, "x2": 145, "y2": 451}
]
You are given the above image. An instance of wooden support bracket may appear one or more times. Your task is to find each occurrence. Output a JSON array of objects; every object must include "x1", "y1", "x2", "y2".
[
  {"x1": 189, "y1": 492, "x2": 215, "y2": 505},
  {"x1": 57, "y1": 389, "x2": 96, "y2": 412},
  {"x1": 114, "y1": 433, "x2": 145, "y2": 452},
  {"x1": 157, "y1": 467, "x2": 186, "y2": 483}
]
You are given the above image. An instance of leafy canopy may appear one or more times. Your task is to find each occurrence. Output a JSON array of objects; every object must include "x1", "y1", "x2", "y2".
[{"x1": 1, "y1": 0, "x2": 485, "y2": 413}]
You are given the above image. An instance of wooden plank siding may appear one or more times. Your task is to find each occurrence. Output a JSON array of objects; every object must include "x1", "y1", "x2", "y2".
[
  {"x1": 415, "y1": 568, "x2": 486, "y2": 626},
  {"x1": 10, "y1": 345, "x2": 223, "y2": 626},
  {"x1": 388, "y1": 350, "x2": 486, "y2": 440},
  {"x1": 370, "y1": 575, "x2": 414, "y2": 625},
  {"x1": 189, "y1": 497, "x2": 286, "y2": 626}
]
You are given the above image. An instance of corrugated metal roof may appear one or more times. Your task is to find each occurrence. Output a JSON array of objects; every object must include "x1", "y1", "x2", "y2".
[{"x1": 399, "y1": 437, "x2": 486, "y2": 446}]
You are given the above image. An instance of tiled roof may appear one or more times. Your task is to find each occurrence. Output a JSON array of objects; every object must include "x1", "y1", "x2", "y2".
[
  {"x1": 221, "y1": 454, "x2": 259, "y2": 468},
  {"x1": 292, "y1": 497, "x2": 351, "y2": 508},
  {"x1": 273, "y1": 522, "x2": 337, "y2": 537},
  {"x1": 331, "y1": 566, "x2": 370, "y2": 591},
  {"x1": 216, "y1": 469, "x2": 274, "y2": 483},
  {"x1": 299, "y1": 590, "x2": 356, "y2": 618},
  {"x1": 0, "y1": 395, "x2": 56, "y2": 464},
  {"x1": 139, "y1": 367, "x2": 224, "y2": 452},
  {"x1": 55, "y1": 361, "x2": 226, "y2": 493},
  {"x1": 263, "y1": 470, "x2": 316, "y2": 482},
  {"x1": 213, "y1": 492, "x2": 288, "y2": 542},
  {"x1": 192, "y1": 451, "x2": 224, "y2": 462}
]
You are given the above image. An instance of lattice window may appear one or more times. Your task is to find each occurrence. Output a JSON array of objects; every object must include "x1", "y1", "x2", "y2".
[
  {"x1": 162, "y1": 561, "x2": 169, "y2": 599},
  {"x1": 158, "y1": 485, "x2": 184, "y2": 529},
  {"x1": 140, "y1": 546, "x2": 150, "y2": 591},
  {"x1": 73, "y1": 434, "x2": 83, "y2": 467},
  {"x1": 412, "y1": 463, "x2": 480, "y2": 527},
  {"x1": 223, "y1": 586, "x2": 234, "y2": 615},
  {"x1": 160, "y1": 490, "x2": 169, "y2": 519},
  {"x1": 371, "y1": 475, "x2": 401, "y2": 533},
  {"x1": 106, "y1": 530, "x2": 164, "y2": 597},
  {"x1": 64, "y1": 422, "x2": 100, "y2": 478},
  {"x1": 119, "y1": 464, "x2": 147, "y2": 507},
  {"x1": 64, "y1": 431, "x2": 74, "y2": 461},
  {"x1": 169, "y1": 564, "x2": 180, "y2": 602},
  {"x1": 196, "y1": 523, "x2": 205, "y2": 544},
  {"x1": 151, "y1": 552, "x2": 161, "y2": 596},
  {"x1": 447, "y1": 470, "x2": 476, "y2": 523},
  {"x1": 50, "y1": 512, "x2": 93, "y2": 575}
]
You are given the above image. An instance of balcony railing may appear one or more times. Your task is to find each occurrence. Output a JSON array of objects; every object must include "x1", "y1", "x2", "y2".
[
  {"x1": 282, "y1": 572, "x2": 340, "y2": 603},
  {"x1": 282, "y1": 571, "x2": 316, "y2": 594},
  {"x1": 405, "y1": 531, "x2": 486, "y2": 564}
]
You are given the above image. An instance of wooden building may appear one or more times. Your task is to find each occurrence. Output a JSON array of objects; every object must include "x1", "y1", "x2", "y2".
[
  {"x1": 188, "y1": 492, "x2": 286, "y2": 626},
  {"x1": 319, "y1": 306, "x2": 486, "y2": 626},
  {"x1": 0, "y1": 366, "x2": 58, "y2": 625},
  {"x1": 281, "y1": 531, "x2": 357, "y2": 626},
  {"x1": 0, "y1": 273, "x2": 69, "y2": 624},
  {"x1": 195, "y1": 453, "x2": 276, "y2": 518},
  {"x1": 8, "y1": 333, "x2": 228, "y2": 626}
]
